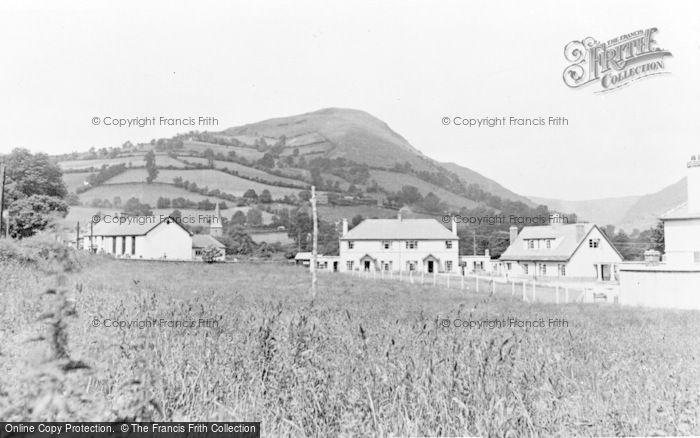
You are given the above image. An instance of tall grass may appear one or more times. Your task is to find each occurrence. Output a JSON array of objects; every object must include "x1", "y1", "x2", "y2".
[{"x1": 1, "y1": 244, "x2": 699, "y2": 436}]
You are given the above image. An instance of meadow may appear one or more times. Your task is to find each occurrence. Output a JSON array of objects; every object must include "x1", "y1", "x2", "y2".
[{"x1": 1, "y1": 242, "x2": 699, "y2": 437}]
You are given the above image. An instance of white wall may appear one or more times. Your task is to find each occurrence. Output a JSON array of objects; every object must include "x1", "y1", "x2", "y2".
[
  {"x1": 566, "y1": 227, "x2": 622, "y2": 278},
  {"x1": 91, "y1": 222, "x2": 193, "y2": 260},
  {"x1": 339, "y1": 239, "x2": 458, "y2": 273},
  {"x1": 664, "y1": 219, "x2": 700, "y2": 266},
  {"x1": 620, "y1": 267, "x2": 700, "y2": 310}
]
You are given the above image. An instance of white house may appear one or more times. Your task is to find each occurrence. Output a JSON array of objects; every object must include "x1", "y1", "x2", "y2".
[
  {"x1": 460, "y1": 250, "x2": 501, "y2": 275},
  {"x1": 339, "y1": 215, "x2": 459, "y2": 273},
  {"x1": 499, "y1": 222, "x2": 623, "y2": 281},
  {"x1": 619, "y1": 154, "x2": 700, "y2": 309},
  {"x1": 90, "y1": 216, "x2": 194, "y2": 260},
  {"x1": 89, "y1": 211, "x2": 225, "y2": 261}
]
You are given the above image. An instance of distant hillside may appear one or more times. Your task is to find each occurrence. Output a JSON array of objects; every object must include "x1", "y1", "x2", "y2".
[
  {"x1": 441, "y1": 162, "x2": 534, "y2": 206},
  {"x1": 224, "y1": 108, "x2": 436, "y2": 172},
  {"x1": 528, "y1": 195, "x2": 641, "y2": 227},
  {"x1": 529, "y1": 177, "x2": 687, "y2": 231},
  {"x1": 618, "y1": 178, "x2": 686, "y2": 231}
]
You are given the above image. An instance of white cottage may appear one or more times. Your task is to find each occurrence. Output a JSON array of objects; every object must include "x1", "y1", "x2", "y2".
[
  {"x1": 619, "y1": 154, "x2": 700, "y2": 309},
  {"x1": 90, "y1": 216, "x2": 194, "y2": 260},
  {"x1": 339, "y1": 215, "x2": 459, "y2": 273},
  {"x1": 500, "y1": 222, "x2": 623, "y2": 281}
]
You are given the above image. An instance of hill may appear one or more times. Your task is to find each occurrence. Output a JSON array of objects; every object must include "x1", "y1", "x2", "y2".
[{"x1": 529, "y1": 178, "x2": 687, "y2": 231}]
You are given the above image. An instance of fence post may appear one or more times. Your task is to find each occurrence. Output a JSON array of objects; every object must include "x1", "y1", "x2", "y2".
[
  {"x1": 447, "y1": 274, "x2": 450, "y2": 288},
  {"x1": 532, "y1": 280, "x2": 536, "y2": 302},
  {"x1": 491, "y1": 278, "x2": 495, "y2": 294},
  {"x1": 511, "y1": 280, "x2": 515, "y2": 296},
  {"x1": 555, "y1": 285, "x2": 559, "y2": 305},
  {"x1": 522, "y1": 281, "x2": 526, "y2": 301},
  {"x1": 565, "y1": 287, "x2": 569, "y2": 303},
  {"x1": 461, "y1": 275, "x2": 464, "y2": 290},
  {"x1": 476, "y1": 276, "x2": 479, "y2": 293}
]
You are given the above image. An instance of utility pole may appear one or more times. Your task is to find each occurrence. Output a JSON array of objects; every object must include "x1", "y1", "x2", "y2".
[
  {"x1": 90, "y1": 219, "x2": 94, "y2": 253},
  {"x1": 0, "y1": 163, "x2": 5, "y2": 238},
  {"x1": 472, "y1": 229, "x2": 477, "y2": 255},
  {"x1": 310, "y1": 185, "x2": 318, "y2": 299},
  {"x1": 76, "y1": 221, "x2": 80, "y2": 250}
]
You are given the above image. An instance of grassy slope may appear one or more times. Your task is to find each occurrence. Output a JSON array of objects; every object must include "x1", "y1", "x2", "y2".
[
  {"x1": 441, "y1": 161, "x2": 535, "y2": 206},
  {"x1": 369, "y1": 169, "x2": 479, "y2": 209},
  {"x1": 77, "y1": 183, "x2": 233, "y2": 206},
  {"x1": 155, "y1": 169, "x2": 303, "y2": 198},
  {"x1": 1, "y1": 259, "x2": 698, "y2": 436}
]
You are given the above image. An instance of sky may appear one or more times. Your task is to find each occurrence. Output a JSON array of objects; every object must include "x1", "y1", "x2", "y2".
[{"x1": 1, "y1": 0, "x2": 699, "y2": 200}]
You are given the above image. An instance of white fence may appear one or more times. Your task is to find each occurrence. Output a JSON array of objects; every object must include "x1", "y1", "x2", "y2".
[{"x1": 343, "y1": 269, "x2": 619, "y2": 305}]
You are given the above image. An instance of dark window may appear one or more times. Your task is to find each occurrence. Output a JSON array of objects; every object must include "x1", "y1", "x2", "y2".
[
  {"x1": 131, "y1": 236, "x2": 136, "y2": 255},
  {"x1": 121, "y1": 236, "x2": 126, "y2": 254}
]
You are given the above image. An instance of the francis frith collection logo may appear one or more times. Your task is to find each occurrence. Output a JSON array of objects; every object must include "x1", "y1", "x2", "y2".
[{"x1": 563, "y1": 28, "x2": 672, "y2": 92}]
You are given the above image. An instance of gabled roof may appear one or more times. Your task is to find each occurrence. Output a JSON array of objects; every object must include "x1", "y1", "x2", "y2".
[
  {"x1": 192, "y1": 234, "x2": 225, "y2": 248},
  {"x1": 91, "y1": 216, "x2": 192, "y2": 237},
  {"x1": 500, "y1": 223, "x2": 613, "y2": 262},
  {"x1": 661, "y1": 202, "x2": 700, "y2": 220},
  {"x1": 341, "y1": 218, "x2": 456, "y2": 240}
]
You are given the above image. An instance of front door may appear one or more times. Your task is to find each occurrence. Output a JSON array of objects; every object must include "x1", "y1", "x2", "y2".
[
  {"x1": 333, "y1": 261, "x2": 338, "y2": 272},
  {"x1": 427, "y1": 261, "x2": 434, "y2": 273},
  {"x1": 364, "y1": 260, "x2": 370, "y2": 271},
  {"x1": 601, "y1": 264, "x2": 611, "y2": 281}
]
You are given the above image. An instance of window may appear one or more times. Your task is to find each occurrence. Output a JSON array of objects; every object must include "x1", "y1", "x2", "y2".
[
  {"x1": 381, "y1": 261, "x2": 392, "y2": 271},
  {"x1": 346, "y1": 261, "x2": 354, "y2": 271},
  {"x1": 406, "y1": 240, "x2": 418, "y2": 249},
  {"x1": 195, "y1": 249, "x2": 202, "y2": 256},
  {"x1": 348, "y1": 241, "x2": 354, "y2": 249},
  {"x1": 445, "y1": 240, "x2": 453, "y2": 249},
  {"x1": 121, "y1": 236, "x2": 126, "y2": 255},
  {"x1": 523, "y1": 264, "x2": 529, "y2": 275},
  {"x1": 539, "y1": 264, "x2": 547, "y2": 276},
  {"x1": 131, "y1": 236, "x2": 136, "y2": 255},
  {"x1": 382, "y1": 240, "x2": 390, "y2": 249},
  {"x1": 558, "y1": 264, "x2": 566, "y2": 276},
  {"x1": 506, "y1": 262, "x2": 512, "y2": 271},
  {"x1": 527, "y1": 240, "x2": 535, "y2": 249},
  {"x1": 546, "y1": 240, "x2": 551, "y2": 249},
  {"x1": 407, "y1": 261, "x2": 417, "y2": 271},
  {"x1": 445, "y1": 261, "x2": 453, "y2": 272},
  {"x1": 112, "y1": 237, "x2": 116, "y2": 253},
  {"x1": 589, "y1": 238, "x2": 600, "y2": 248}
]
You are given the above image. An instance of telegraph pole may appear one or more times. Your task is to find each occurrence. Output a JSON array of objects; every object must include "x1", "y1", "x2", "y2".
[
  {"x1": 472, "y1": 229, "x2": 477, "y2": 255},
  {"x1": 310, "y1": 185, "x2": 318, "y2": 299},
  {"x1": 0, "y1": 163, "x2": 5, "y2": 238}
]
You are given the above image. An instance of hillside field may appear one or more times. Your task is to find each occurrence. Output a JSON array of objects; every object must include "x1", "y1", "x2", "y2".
[
  {"x1": 1, "y1": 254, "x2": 698, "y2": 436},
  {"x1": 77, "y1": 182, "x2": 233, "y2": 206}
]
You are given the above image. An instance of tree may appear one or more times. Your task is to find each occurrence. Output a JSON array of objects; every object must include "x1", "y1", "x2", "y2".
[
  {"x1": 259, "y1": 189, "x2": 272, "y2": 204},
  {"x1": 231, "y1": 210, "x2": 247, "y2": 225},
  {"x1": 200, "y1": 245, "x2": 221, "y2": 263},
  {"x1": 298, "y1": 190, "x2": 311, "y2": 202},
  {"x1": 351, "y1": 214, "x2": 364, "y2": 228},
  {"x1": 144, "y1": 150, "x2": 159, "y2": 183},
  {"x1": 8, "y1": 195, "x2": 68, "y2": 238},
  {"x1": 287, "y1": 209, "x2": 312, "y2": 250},
  {"x1": 2, "y1": 148, "x2": 67, "y2": 205},
  {"x1": 650, "y1": 220, "x2": 665, "y2": 253},
  {"x1": 170, "y1": 209, "x2": 182, "y2": 220},
  {"x1": 243, "y1": 189, "x2": 258, "y2": 201},
  {"x1": 246, "y1": 208, "x2": 263, "y2": 227},
  {"x1": 221, "y1": 226, "x2": 256, "y2": 255},
  {"x1": 123, "y1": 197, "x2": 153, "y2": 216},
  {"x1": 113, "y1": 196, "x2": 122, "y2": 208}
]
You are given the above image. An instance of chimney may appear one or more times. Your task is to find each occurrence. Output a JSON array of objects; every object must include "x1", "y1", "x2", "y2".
[
  {"x1": 509, "y1": 226, "x2": 518, "y2": 245},
  {"x1": 342, "y1": 218, "x2": 348, "y2": 236},
  {"x1": 576, "y1": 223, "x2": 585, "y2": 241},
  {"x1": 451, "y1": 217, "x2": 457, "y2": 236},
  {"x1": 687, "y1": 154, "x2": 700, "y2": 212},
  {"x1": 485, "y1": 249, "x2": 490, "y2": 258}
]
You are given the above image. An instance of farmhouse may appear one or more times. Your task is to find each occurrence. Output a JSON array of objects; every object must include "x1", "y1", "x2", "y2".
[
  {"x1": 500, "y1": 220, "x2": 623, "y2": 281},
  {"x1": 619, "y1": 155, "x2": 700, "y2": 309},
  {"x1": 339, "y1": 214, "x2": 459, "y2": 273}
]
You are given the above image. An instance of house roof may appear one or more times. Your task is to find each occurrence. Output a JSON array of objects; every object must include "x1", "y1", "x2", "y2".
[
  {"x1": 295, "y1": 252, "x2": 312, "y2": 260},
  {"x1": 499, "y1": 223, "x2": 606, "y2": 262},
  {"x1": 661, "y1": 203, "x2": 700, "y2": 220},
  {"x1": 91, "y1": 216, "x2": 191, "y2": 237},
  {"x1": 341, "y1": 218, "x2": 456, "y2": 240},
  {"x1": 192, "y1": 234, "x2": 225, "y2": 248}
]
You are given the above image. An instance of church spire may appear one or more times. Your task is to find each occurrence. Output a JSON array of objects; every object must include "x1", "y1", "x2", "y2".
[{"x1": 210, "y1": 202, "x2": 223, "y2": 237}]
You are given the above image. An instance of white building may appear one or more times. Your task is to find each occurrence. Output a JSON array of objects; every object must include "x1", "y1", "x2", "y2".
[
  {"x1": 619, "y1": 155, "x2": 700, "y2": 309},
  {"x1": 460, "y1": 250, "x2": 501, "y2": 275},
  {"x1": 339, "y1": 215, "x2": 459, "y2": 273},
  {"x1": 500, "y1": 222, "x2": 623, "y2": 281},
  {"x1": 89, "y1": 212, "x2": 225, "y2": 261}
]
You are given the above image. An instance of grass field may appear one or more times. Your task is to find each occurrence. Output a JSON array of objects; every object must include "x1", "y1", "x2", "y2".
[
  {"x1": 58, "y1": 155, "x2": 187, "y2": 171},
  {"x1": 77, "y1": 182, "x2": 232, "y2": 206},
  {"x1": 1, "y1": 249, "x2": 699, "y2": 436},
  {"x1": 156, "y1": 169, "x2": 304, "y2": 198}
]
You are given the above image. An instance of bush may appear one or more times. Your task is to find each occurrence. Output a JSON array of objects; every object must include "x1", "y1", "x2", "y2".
[{"x1": 0, "y1": 234, "x2": 85, "y2": 273}]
